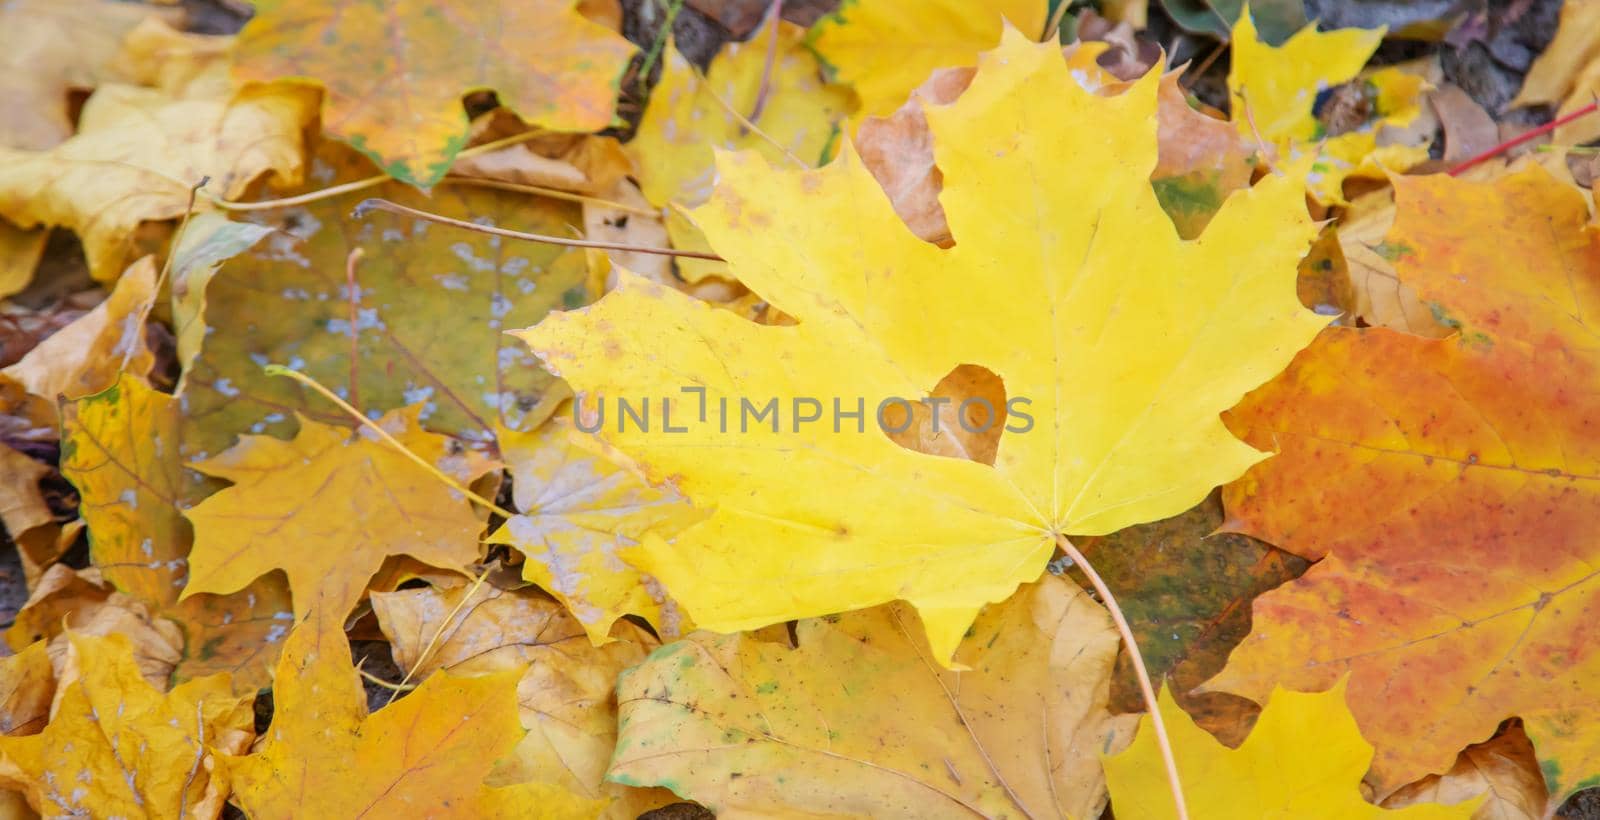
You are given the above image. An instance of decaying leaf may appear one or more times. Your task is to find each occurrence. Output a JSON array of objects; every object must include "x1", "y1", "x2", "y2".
[
  {"x1": 1384, "y1": 724, "x2": 1549, "y2": 820},
  {"x1": 0, "y1": 444, "x2": 52, "y2": 542},
  {"x1": 179, "y1": 140, "x2": 589, "y2": 459},
  {"x1": 0, "y1": 83, "x2": 317, "y2": 282},
  {"x1": 224, "y1": 608, "x2": 533, "y2": 818},
  {"x1": 809, "y1": 0, "x2": 1047, "y2": 118},
  {"x1": 519, "y1": 31, "x2": 1326, "y2": 660},
  {"x1": 1072, "y1": 491, "x2": 1309, "y2": 745},
  {"x1": 1104, "y1": 681, "x2": 1479, "y2": 819},
  {"x1": 1229, "y1": 11, "x2": 1428, "y2": 203},
  {"x1": 166, "y1": 212, "x2": 275, "y2": 389},
  {"x1": 371, "y1": 576, "x2": 676, "y2": 818},
  {"x1": 1211, "y1": 167, "x2": 1600, "y2": 798},
  {"x1": 610, "y1": 575, "x2": 1134, "y2": 818},
  {"x1": 0, "y1": 632, "x2": 252, "y2": 820},
  {"x1": 233, "y1": 0, "x2": 634, "y2": 186},
  {"x1": 183, "y1": 409, "x2": 494, "y2": 622},
  {"x1": 487, "y1": 413, "x2": 700, "y2": 643},
  {"x1": 0, "y1": 220, "x2": 47, "y2": 300}
]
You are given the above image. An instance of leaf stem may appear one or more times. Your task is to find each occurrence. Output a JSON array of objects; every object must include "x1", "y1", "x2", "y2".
[
  {"x1": 353, "y1": 198, "x2": 726, "y2": 260},
  {"x1": 638, "y1": 0, "x2": 686, "y2": 80},
  {"x1": 442, "y1": 177, "x2": 659, "y2": 216},
  {"x1": 261, "y1": 364, "x2": 516, "y2": 519},
  {"x1": 1054, "y1": 533, "x2": 1189, "y2": 820},
  {"x1": 748, "y1": 0, "x2": 785, "y2": 122},
  {"x1": 1448, "y1": 101, "x2": 1600, "y2": 176},
  {"x1": 387, "y1": 569, "x2": 491, "y2": 705}
]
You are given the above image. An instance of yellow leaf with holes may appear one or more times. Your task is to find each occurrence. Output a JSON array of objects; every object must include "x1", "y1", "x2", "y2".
[
  {"x1": 223, "y1": 608, "x2": 537, "y2": 818},
  {"x1": 487, "y1": 413, "x2": 702, "y2": 643},
  {"x1": 1228, "y1": 11, "x2": 1427, "y2": 203},
  {"x1": 0, "y1": 632, "x2": 253, "y2": 820},
  {"x1": 182, "y1": 409, "x2": 495, "y2": 623},
  {"x1": 1104, "y1": 682, "x2": 1480, "y2": 819},
  {"x1": 517, "y1": 30, "x2": 1326, "y2": 662},
  {"x1": 810, "y1": 0, "x2": 1047, "y2": 118},
  {"x1": 233, "y1": 0, "x2": 633, "y2": 186}
]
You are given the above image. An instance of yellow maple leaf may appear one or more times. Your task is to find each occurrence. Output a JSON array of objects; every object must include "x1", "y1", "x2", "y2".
[
  {"x1": 0, "y1": 641, "x2": 54, "y2": 738},
  {"x1": 1104, "y1": 682, "x2": 1481, "y2": 819},
  {"x1": 233, "y1": 0, "x2": 634, "y2": 186},
  {"x1": 487, "y1": 413, "x2": 702, "y2": 644},
  {"x1": 518, "y1": 30, "x2": 1327, "y2": 661},
  {"x1": 182, "y1": 409, "x2": 495, "y2": 622},
  {"x1": 372, "y1": 575, "x2": 676, "y2": 818},
  {"x1": 0, "y1": 83, "x2": 316, "y2": 282},
  {"x1": 610, "y1": 575, "x2": 1133, "y2": 818},
  {"x1": 809, "y1": 0, "x2": 1047, "y2": 118},
  {"x1": 1228, "y1": 10, "x2": 1427, "y2": 204},
  {"x1": 629, "y1": 23, "x2": 849, "y2": 281},
  {"x1": 0, "y1": 632, "x2": 253, "y2": 819},
  {"x1": 224, "y1": 608, "x2": 538, "y2": 818}
]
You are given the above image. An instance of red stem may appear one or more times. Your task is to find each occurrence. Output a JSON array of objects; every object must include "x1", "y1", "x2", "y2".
[{"x1": 1448, "y1": 101, "x2": 1600, "y2": 176}]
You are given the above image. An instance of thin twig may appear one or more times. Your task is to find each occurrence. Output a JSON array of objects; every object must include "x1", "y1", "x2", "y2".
[
  {"x1": 442, "y1": 177, "x2": 659, "y2": 216},
  {"x1": 357, "y1": 666, "x2": 417, "y2": 693},
  {"x1": 1449, "y1": 101, "x2": 1600, "y2": 176},
  {"x1": 387, "y1": 570, "x2": 492, "y2": 705},
  {"x1": 353, "y1": 198, "x2": 725, "y2": 260},
  {"x1": 1055, "y1": 533, "x2": 1189, "y2": 820},
  {"x1": 748, "y1": 0, "x2": 786, "y2": 122},
  {"x1": 1185, "y1": 40, "x2": 1229, "y2": 88},
  {"x1": 262, "y1": 365, "x2": 517, "y2": 519},
  {"x1": 692, "y1": 63, "x2": 807, "y2": 166},
  {"x1": 344, "y1": 248, "x2": 364, "y2": 410},
  {"x1": 208, "y1": 131, "x2": 546, "y2": 211}
]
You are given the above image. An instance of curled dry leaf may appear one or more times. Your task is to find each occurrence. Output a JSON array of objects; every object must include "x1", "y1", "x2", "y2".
[
  {"x1": 0, "y1": 0, "x2": 175, "y2": 150},
  {"x1": 0, "y1": 220, "x2": 46, "y2": 301},
  {"x1": 233, "y1": 0, "x2": 634, "y2": 186},
  {"x1": 0, "y1": 83, "x2": 317, "y2": 282},
  {"x1": 809, "y1": 0, "x2": 1046, "y2": 118},
  {"x1": 224, "y1": 608, "x2": 534, "y2": 818},
  {"x1": 0, "y1": 256, "x2": 155, "y2": 438},
  {"x1": 108, "y1": 18, "x2": 235, "y2": 100},
  {"x1": 1384, "y1": 724, "x2": 1549, "y2": 820},
  {"x1": 1211, "y1": 167, "x2": 1600, "y2": 798},
  {"x1": 1105, "y1": 682, "x2": 1479, "y2": 819},
  {"x1": 371, "y1": 577, "x2": 677, "y2": 818},
  {"x1": 610, "y1": 575, "x2": 1134, "y2": 819},
  {"x1": 182, "y1": 408, "x2": 495, "y2": 623},
  {"x1": 0, "y1": 444, "x2": 52, "y2": 542},
  {"x1": 487, "y1": 411, "x2": 702, "y2": 644},
  {"x1": 519, "y1": 31, "x2": 1326, "y2": 661},
  {"x1": 1335, "y1": 190, "x2": 1453, "y2": 337},
  {"x1": 0, "y1": 632, "x2": 253, "y2": 820}
]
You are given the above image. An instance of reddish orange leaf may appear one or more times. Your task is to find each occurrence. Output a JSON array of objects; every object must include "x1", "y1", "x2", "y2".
[{"x1": 1211, "y1": 166, "x2": 1600, "y2": 798}]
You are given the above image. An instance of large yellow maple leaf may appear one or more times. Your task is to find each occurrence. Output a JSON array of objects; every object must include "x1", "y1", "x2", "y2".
[
  {"x1": 1104, "y1": 682, "x2": 1479, "y2": 819},
  {"x1": 518, "y1": 30, "x2": 1327, "y2": 661},
  {"x1": 233, "y1": 0, "x2": 634, "y2": 186}
]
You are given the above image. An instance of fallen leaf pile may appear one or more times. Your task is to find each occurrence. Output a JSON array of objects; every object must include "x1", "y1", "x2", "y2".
[{"x1": 0, "y1": 0, "x2": 1596, "y2": 817}]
